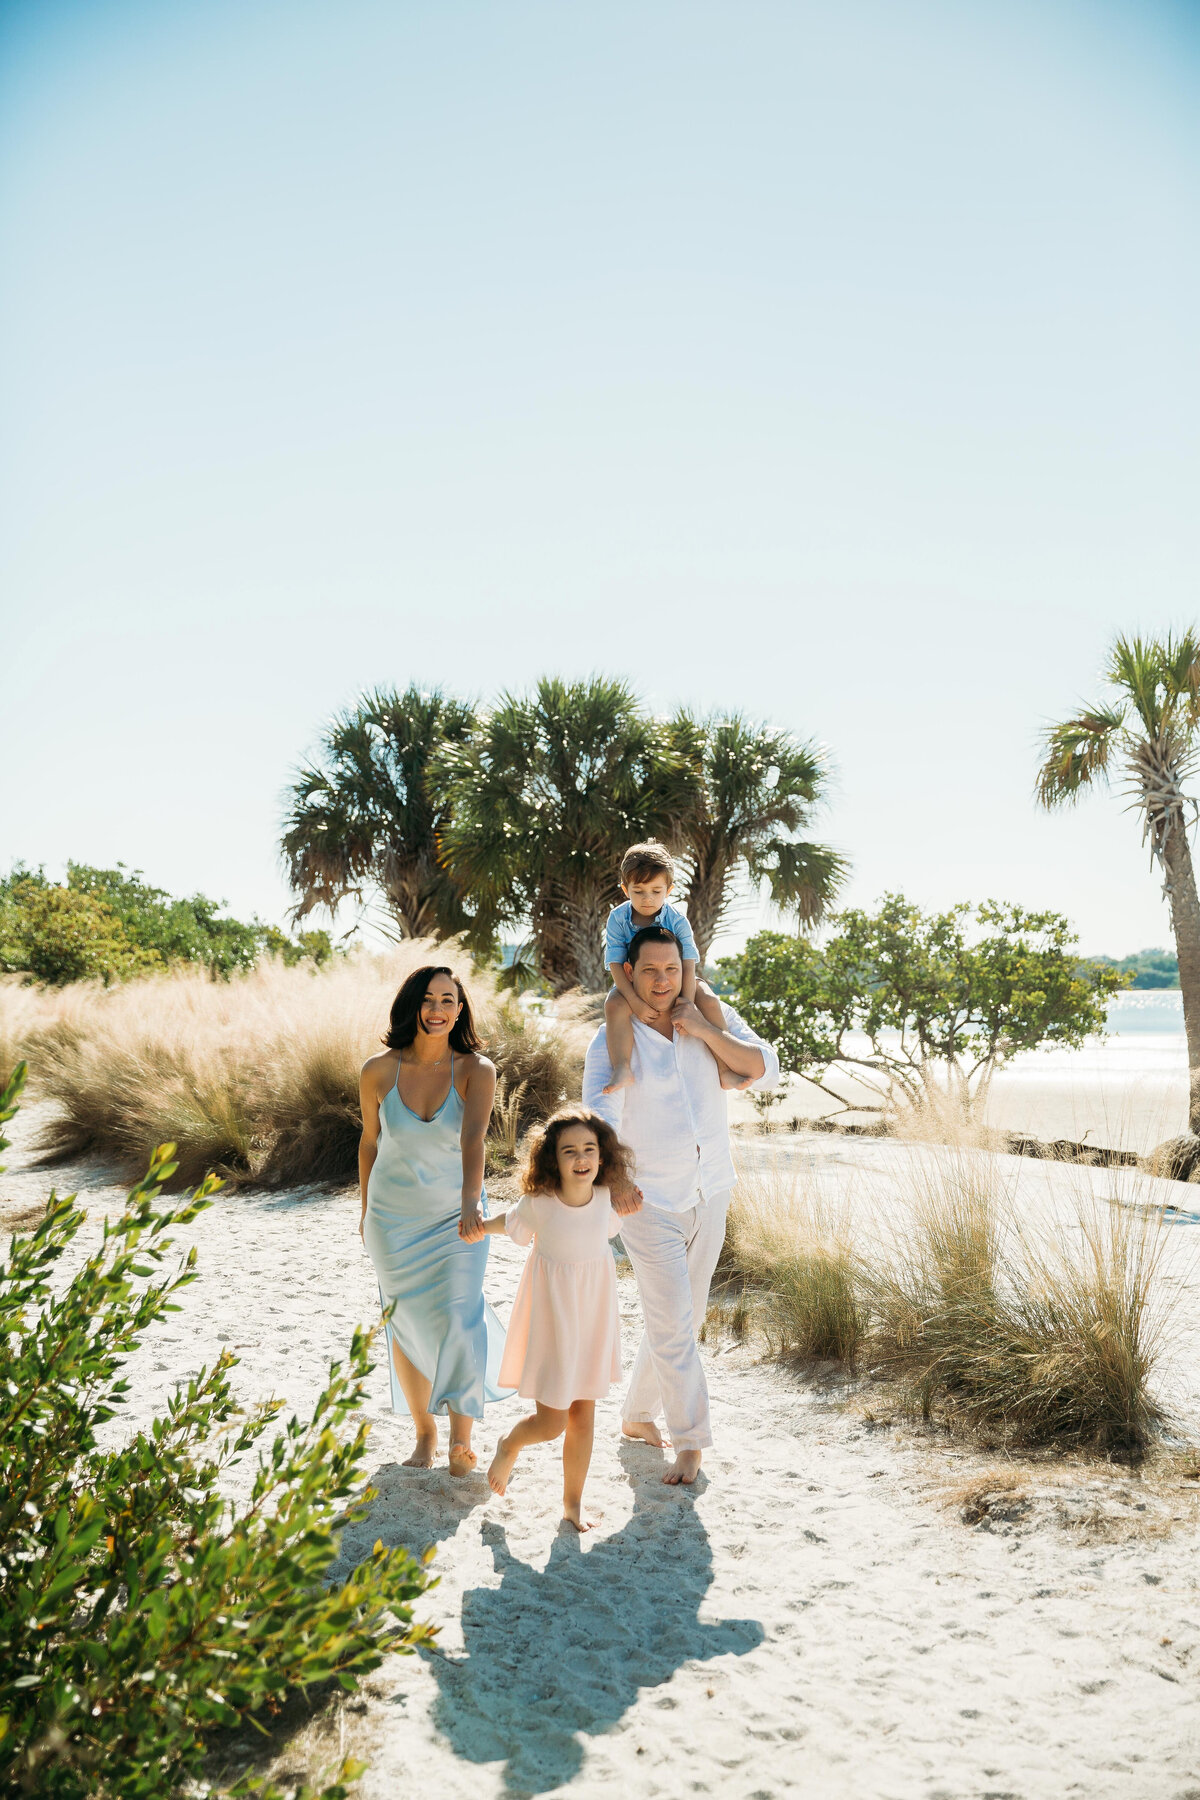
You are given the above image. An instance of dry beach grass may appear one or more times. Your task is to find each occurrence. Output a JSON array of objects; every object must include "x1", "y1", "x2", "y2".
[
  {"x1": 0, "y1": 946, "x2": 585, "y2": 1189},
  {"x1": 723, "y1": 1144, "x2": 1173, "y2": 1460}
]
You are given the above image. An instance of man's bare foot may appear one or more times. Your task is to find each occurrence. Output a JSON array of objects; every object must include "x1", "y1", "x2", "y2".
[
  {"x1": 602, "y1": 1063, "x2": 637, "y2": 1095},
  {"x1": 621, "y1": 1419, "x2": 665, "y2": 1448},
  {"x1": 448, "y1": 1442, "x2": 477, "y2": 1477},
  {"x1": 402, "y1": 1429, "x2": 438, "y2": 1469},
  {"x1": 663, "y1": 1449, "x2": 702, "y2": 1485},
  {"x1": 487, "y1": 1432, "x2": 520, "y2": 1497},
  {"x1": 562, "y1": 1503, "x2": 601, "y2": 1533}
]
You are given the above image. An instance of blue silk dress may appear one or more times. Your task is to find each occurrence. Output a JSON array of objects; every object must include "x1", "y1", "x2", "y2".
[{"x1": 363, "y1": 1053, "x2": 509, "y2": 1419}]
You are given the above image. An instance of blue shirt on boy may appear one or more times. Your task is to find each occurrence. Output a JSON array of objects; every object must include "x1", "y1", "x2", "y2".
[{"x1": 605, "y1": 898, "x2": 700, "y2": 967}]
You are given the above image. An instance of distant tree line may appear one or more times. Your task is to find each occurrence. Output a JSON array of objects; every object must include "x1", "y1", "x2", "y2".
[
  {"x1": 0, "y1": 864, "x2": 332, "y2": 987},
  {"x1": 1088, "y1": 948, "x2": 1178, "y2": 990},
  {"x1": 281, "y1": 678, "x2": 847, "y2": 992}
]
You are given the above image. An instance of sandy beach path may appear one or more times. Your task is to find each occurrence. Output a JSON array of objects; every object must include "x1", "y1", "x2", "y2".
[{"x1": 4, "y1": 1108, "x2": 1200, "y2": 1800}]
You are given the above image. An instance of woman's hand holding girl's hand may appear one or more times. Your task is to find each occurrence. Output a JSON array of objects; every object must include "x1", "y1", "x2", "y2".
[{"x1": 458, "y1": 1201, "x2": 486, "y2": 1242}]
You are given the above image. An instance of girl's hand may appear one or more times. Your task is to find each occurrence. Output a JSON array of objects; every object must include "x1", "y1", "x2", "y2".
[
  {"x1": 634, "y1": 1000, "x2": 660, "y2": 1025},
  {"x1": 610, "y1": 1182, "x2": 644, "y2": 1216},
  {"x1": 459, "y1": 1201, "x2": 486, "y2": 1242}
]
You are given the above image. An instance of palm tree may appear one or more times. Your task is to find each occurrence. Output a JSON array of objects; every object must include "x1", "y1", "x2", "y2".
[
  {"x1": 282, "y1": 685, "x2": 475, "y2": 940},
  {"x1": 1037, "y1": 631, "x2": 1200, "y2": 1136},
  {"x1": 669, "y1": 712, "x2": 849, "y2": 963},
  {"x1": 435, "y1": 677, "x2": 694, "y2": 992}
]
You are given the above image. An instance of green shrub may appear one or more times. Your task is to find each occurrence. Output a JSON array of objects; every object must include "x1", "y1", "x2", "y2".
[
  {"x1": 0, "y1": 1064, "x2": 433, "y2": 1798},
  {"x1": 0, "y1": 864, "x2": 335, "y2": 988}
]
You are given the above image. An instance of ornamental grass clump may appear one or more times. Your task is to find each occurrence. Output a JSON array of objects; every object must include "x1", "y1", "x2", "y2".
[
  {"x1": 0, "y1": 1064, "x2": 432, "y2": 1800},
  {"x1": 864, "y1": 1154, "x2": 1169, "y2": 1460},
  {"x1": 725, "y1": 1161, "x2": 863, "y2": 1365},
  {"x1": 4, "y1": 945, "x2": 584, "y2": 1190}
]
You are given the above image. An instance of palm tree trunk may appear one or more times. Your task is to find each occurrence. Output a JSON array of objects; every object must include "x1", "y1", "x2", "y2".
[
  {"x1": 682, "y1": 859, "x2": 730, "y2": 968},
  {"x1": 1161, "y1": 822, "x2": 1200, "y2": 1134},
  {"x1": 563, "y1": 884, "x2": 618, "y2": 993}
]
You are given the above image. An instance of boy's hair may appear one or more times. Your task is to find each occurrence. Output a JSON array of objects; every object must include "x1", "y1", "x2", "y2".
[
  {"x1": 620, "y1": 840, "x2": 676, "y2": 887},
  {"x1": 520, "y1": 1107, "x2": 636, "y2": 1197}
]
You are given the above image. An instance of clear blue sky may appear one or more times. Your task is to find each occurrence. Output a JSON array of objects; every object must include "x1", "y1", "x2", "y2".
[{"x1": 1, "y1": 0, "x2": 1197, "y2": 958}]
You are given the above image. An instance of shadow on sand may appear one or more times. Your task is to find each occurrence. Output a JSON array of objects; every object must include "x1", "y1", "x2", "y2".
[{"x1": 420, "y1": 1442, "x2": 764, "y2": 1795}]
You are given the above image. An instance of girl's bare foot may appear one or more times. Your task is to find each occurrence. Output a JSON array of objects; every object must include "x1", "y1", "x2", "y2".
[
  {"x1": 487, "y1": 1432, "x2": 520, "y2": 1496},
  {"x1": 602, "y1": 1062, "x2": 637, "y2": 1095},
  {"x1": 448, "y1": 1442, "x2": 477, "y2": 1477},
  {"x1": 562, "y1": 1503, "x2": 600, "y2": 1533},
  {"x1": 403, "y1": 1429, "x2": 438, "y2": 1469},
  {"x1": 621, "y1": 1419, "x2": 665, "y2": 1448}
]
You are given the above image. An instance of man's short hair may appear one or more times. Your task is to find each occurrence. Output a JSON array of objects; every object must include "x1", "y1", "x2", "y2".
[
  {"x1": 626, "y1": 925, "x2": 681, "y2": 968},
  {"x1": 620, "y1": 840, "x2": 676, "y2": 887}
]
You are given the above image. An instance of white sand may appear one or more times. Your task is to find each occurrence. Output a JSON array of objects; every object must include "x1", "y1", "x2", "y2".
[{"x1": 6, "y1": 1105, "x2": 1200, "y2": 1800}]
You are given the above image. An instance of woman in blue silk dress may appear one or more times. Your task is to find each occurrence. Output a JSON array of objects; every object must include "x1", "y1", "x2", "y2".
[{"x1": 358, "y1": 966, "x2": 508, "y2": 1475}]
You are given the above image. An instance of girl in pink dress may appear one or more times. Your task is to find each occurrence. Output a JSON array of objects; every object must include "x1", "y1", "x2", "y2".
[{"x1": 481, "y1": 1108, "x2": 640, "y2": 1531}]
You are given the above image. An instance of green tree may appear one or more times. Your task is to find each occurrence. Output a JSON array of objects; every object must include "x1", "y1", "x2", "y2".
[
  {"x1": 282, "y1": 685, "x2": 475, "y2": 941},
  {"x1": 0, "y1": 1066, "x2": 431, "y2": 1800},
  {"x1": 0, "y1": 877, "x2": 161, "y2": 986},
  {"x1": 720, "y1": 895, "x2": 1121, "y2": 1118},
  {"x1": 1037, "y1": 631, "x2": 1200, "y2": 1134},
  {"x1": 436, "y1": 677, "x2": 694, "y2": 991},
  {"x1": 669, "y1": 712, "x2": 848, "y2": 963},
  {"x1": 67, "y1": 863, "x2": 263, "y2": 977}
]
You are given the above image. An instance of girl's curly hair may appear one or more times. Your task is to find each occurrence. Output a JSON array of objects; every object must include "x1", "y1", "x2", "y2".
[{"x1": 519, "y1": 1107, "x2": 636, "y2": 1198}]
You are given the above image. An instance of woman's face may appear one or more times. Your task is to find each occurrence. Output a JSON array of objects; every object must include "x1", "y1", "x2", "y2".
[
  {"x1": 419, "y1": 977, "x2": 462, "y2": 1039},
  {"x1": 555, "y1": 1127, "x2": 601, "y2": 1187}
]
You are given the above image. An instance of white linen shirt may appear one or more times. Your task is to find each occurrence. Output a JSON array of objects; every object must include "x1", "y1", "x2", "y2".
[{"x1": 582, "y1": 1003, "x2": 780, "y2": 1212}]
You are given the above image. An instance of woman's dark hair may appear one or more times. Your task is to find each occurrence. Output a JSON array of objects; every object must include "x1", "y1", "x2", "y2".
[
  {"x1": 520, "y1": 1107, "x2": 636, "y2": 1197},
  {"x1": 383, "y1": 965, "x2": 482, "y2": 1053}
]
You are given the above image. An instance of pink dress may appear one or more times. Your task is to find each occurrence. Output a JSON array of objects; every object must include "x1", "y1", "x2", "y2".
[{"x1": 498, "y1": 1188, "x2": 623, "y2": 1408}]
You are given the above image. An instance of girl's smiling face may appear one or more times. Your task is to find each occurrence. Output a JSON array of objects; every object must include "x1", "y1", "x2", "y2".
[
  {"x1": 419, "y1": 976, "x2": 462, "y2": 1038},
  {"x1": 555, "y1": 1127, "x2": 601, "y2": 1189}
]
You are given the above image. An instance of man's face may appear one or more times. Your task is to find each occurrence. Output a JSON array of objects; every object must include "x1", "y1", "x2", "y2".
[{"x1": 625, "y1": 941, "x2": 683, "y2": 1010}]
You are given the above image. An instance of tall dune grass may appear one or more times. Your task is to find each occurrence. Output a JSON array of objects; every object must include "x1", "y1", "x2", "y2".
[
  {"x1": 1, "y1": 944, "x2": 585, "y2": 1188},
  {"x1": 726, "y1": 1147, "x2": 1171, "y2": 1460},
  {"x1": 726, "y1": 1162, "x2": 863, "y2": 1364}
]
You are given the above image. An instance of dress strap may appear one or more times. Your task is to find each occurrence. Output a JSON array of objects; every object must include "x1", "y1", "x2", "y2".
[{"x1": 393, "y1": 1051, "x2": 404, "y2": 1095}]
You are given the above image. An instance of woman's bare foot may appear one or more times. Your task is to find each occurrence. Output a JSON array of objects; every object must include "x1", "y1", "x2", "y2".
[
  {"x1": 602, "y1": 1062, "x2": 637, "y2": 1095},
  {"x1": 448, "y1": 1442, "x2": 477, "y2": 1477},
  {"x1": 621, "y1": 1419, "x2": 665, "y2": 1448},
  {"x1": 663, "y1": 1449, "x2": 702, "y2": 1485},
  {"x1": 403, "y1": 1429, "x2": 438, "y2": 1469},
  {"x1": 562, "y1": 1503, "x2": 601, "y2": 1533},
  {"x1": 487, "y1": 1432, "x2": 520, "y2": 1496}
]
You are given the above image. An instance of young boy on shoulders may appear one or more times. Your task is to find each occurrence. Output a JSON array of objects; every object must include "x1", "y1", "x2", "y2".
[{"x1": 601, "y1": 840, "x2": 749, "y2": 1094}]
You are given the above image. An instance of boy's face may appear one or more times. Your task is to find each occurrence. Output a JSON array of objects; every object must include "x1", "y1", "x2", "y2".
[{"x1": 623, "y1": 871, "x2": 672, "y2": 917}]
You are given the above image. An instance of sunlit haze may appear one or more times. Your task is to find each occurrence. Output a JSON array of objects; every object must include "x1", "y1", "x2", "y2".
[{"x1": 2, "y1": 0, "x2": 1198, "y2": 958}]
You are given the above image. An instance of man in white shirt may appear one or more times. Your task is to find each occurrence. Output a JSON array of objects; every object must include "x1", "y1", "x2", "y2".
[{"x1": 583, "y1": 925, "x2": 780, "y2": 1485}]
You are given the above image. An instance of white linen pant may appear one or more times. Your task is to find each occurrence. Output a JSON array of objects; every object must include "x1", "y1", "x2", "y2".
[{"x1": 618, "y1": 1191, "x2": 730, "y2": 1452}]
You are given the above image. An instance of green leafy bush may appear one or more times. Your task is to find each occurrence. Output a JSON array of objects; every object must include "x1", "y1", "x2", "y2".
[
  {"x1": 0, "y1": 1064, "x2": 432, "y2": 1798},
  {"x1": 720, "y1": 894, "x2": 1124, "y2": 1118},
  {"x1": 0, "y1": 865, "x2": 334, "y2": 987}
]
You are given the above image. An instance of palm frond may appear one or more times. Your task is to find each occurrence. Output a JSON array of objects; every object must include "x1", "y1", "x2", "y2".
[
  {"x1": 1035, "y1": 707, "x2": 1125, "y2": 809},
  {"x1": 748, "y1": 839, "x2": 849, "y2": 926}
]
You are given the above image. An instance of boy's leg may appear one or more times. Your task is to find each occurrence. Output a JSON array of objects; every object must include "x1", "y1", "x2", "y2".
[
  {"x1": 602, "y1": 986, "x2": 637, "y2": 1093},
  {"x1": 695, "y1": 980, "x2": 756, "y2": 1089},
  {"x1": 562, "y1": 1399, "x2": 596, "y2": 1530},
  {"x1": 487, "y1": 1403, "x2": 568, "y2": 1496}
]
